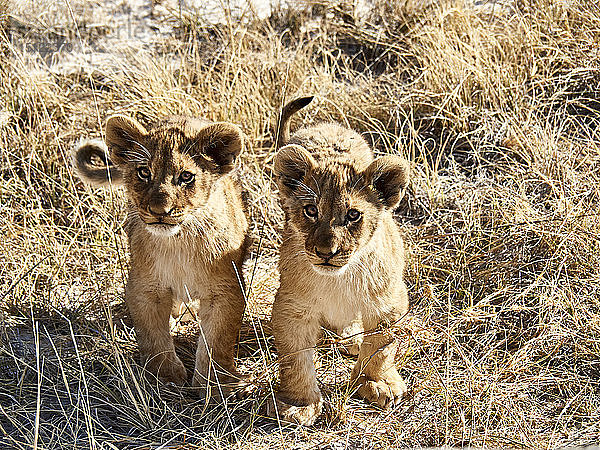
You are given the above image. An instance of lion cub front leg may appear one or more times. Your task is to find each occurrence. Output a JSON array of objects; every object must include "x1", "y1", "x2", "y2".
[
  {"x1": 126, "y1": 276, "x2": 187, "y2": 385},
  {"x1": 350, "y1": 322, "x2": 407, "y2": 409},
  {"x1": 192, "y1": 278, "x2": 245, "y2": 398},
  {"x1": 271, "y1": 295, "x2": 323, "y2": 426}
]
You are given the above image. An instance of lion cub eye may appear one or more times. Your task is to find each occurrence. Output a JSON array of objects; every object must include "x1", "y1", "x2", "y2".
[
  {"x1": 346, "y1": 208, "x2": 362, "y2": 222},
  {"x1": 179, "y1": 171, "x2": 195, "y2": 184},
  {"x1": 303, "y1": 205, "x2": 318, "y2": 219},
  {"x1": 137, "y1": 167, "x2": 151, "y2": 181}
]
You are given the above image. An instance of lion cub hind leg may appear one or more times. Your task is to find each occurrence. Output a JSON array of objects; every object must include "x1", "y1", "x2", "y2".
[
  {"x1": 350, "y1": 326, "x2": 407, "y2": 409},
  {"x1": 126, "y1": 277, "x2": 187, "y2": 385},
  {"x1": 271, "y1": 296, "x2": 323, "y2": 425},
  {"x1": 192, "y1": 281, "x2": 246, "y2": 399}
]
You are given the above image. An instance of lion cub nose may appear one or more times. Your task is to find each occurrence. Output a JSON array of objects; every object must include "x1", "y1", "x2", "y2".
[
  {"x1": 314, "y1": 246, "x2": 339, "y2": 260},
  {"x1": 148, "y1": 204, "x2": 174, "y2": 216}
]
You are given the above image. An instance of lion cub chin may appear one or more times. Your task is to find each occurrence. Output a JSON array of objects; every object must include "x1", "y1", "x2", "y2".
[
  {"x1": 74, "y1": 115, "x2": 250, "y2": 396},
  {"x1": 271, "y1": 97, "x2": 410, "y2": 425}
]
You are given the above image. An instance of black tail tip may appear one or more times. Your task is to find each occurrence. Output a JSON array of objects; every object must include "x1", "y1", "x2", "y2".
[{"x1": 296, "y1": 96, "x2": 314, "y2": 108}]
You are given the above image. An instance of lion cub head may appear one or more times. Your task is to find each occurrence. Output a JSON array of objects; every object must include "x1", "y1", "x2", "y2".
[
  {"x1": 75, "y1": 116, "x2": 243, "y2": 237},
  {"x1": 274, "y1": 144, "x2": 409, "y2": 275}
]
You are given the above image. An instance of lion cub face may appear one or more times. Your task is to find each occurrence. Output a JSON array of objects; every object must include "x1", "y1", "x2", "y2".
[
  {"x1": 105, "y1": 116, "x2": 243, "y2": 237},
  {"x1": 274, "y1": 145, "x2": 409, "y2": 275}
]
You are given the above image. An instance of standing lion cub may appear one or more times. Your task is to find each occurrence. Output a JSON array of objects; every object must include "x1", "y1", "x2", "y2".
[
  {"x1": 271, "y1": 97, "x2": 410, "y2": 425},
  {"x1": 74, "y1": 115, "x2": 249, "y2": 395}
]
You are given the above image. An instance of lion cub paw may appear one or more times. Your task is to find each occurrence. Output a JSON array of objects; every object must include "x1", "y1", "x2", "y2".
[
  {"x1": 338, "y1": 333, "x2": 363, "y2": 357},
  {"x1": 192, "y1": 371, "x2": 254, "y2": 400},
  {"x1": 220, "y1": 375, "x2": 257, "y2": 400},
  {"x1": 338, "y1": 320, "x2": 364, "y2": 356},
  {"x1": 145, "y1": 353, "x2": 187, "y2": 385},
  {"x1": 269, "y1": 397, "x2": 324, "y2": 426},
  {"x1": 353, "y1": 374, "x2": 407, "y2": 409}
]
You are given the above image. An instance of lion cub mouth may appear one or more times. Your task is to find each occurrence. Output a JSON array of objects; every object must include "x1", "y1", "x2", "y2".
[
  {"x1": 312, "y1": 261, "x2": 349, "y2": 276},
  {"x1": 317, "y1": 262, "x2": 341, "y2": 268}
]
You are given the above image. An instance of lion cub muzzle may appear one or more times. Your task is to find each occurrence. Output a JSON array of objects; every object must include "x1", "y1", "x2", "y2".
[
  {"x1": 314, "y1": 245, "x2": 339, "y2": 263},
  {"x1": 137, "y1": 186, "x2": 187, "y2": 236},
  {"x1": 308, "y1": 240, "x2": 350, "y2": 275}
]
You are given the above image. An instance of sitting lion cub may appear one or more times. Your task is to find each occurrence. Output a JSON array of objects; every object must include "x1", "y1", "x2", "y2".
[
  {"x1": 271, "y1": 97, "x2": 410, "y2": 425},
  {"x1": 74, "y1": 115, "x2": 249, "y2": 394}
]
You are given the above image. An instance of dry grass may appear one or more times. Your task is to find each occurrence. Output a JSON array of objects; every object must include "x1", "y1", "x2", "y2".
[{"x1": 1, "y1": 0, "x2": 600, "y2": 448}]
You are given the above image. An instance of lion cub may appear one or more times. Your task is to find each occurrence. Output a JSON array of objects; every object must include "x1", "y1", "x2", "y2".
[
  {"x1": 74, "y1": 115, "x2": 249, "y2": 394},
  {"x1": 271, "y1": 97, "x2": 410, "y2": 425}
]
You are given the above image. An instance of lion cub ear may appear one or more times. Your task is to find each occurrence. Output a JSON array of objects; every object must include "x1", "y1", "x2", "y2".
[
  {"x1": 105, "y1": 115, "x2": 148, "y2": 166},
  {"x1": 194, "y1": 123, "x2": 244, "y2": 174},
  {"x1": 363, "y1": 155, "x2": 410, "y2": 208},
  {"x1": 273, "y1": 144, "x2": 317, "y2": 196}
]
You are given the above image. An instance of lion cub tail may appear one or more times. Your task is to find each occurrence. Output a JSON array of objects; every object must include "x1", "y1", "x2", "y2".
[
  {"x1": 72, "y1": 139, "x2": 123, "y2": 187},
  {"x1": 276, "y1": 96, "x2": 314, "y2": 149}
]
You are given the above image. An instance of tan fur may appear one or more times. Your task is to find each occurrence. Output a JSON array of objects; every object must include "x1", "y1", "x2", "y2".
[
  {"x1": 271, "y1": 98, "x2": 410, "y2": 425},
  {"x1": 73, "y1": 115, "x2": 250, "y2": 395}
]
